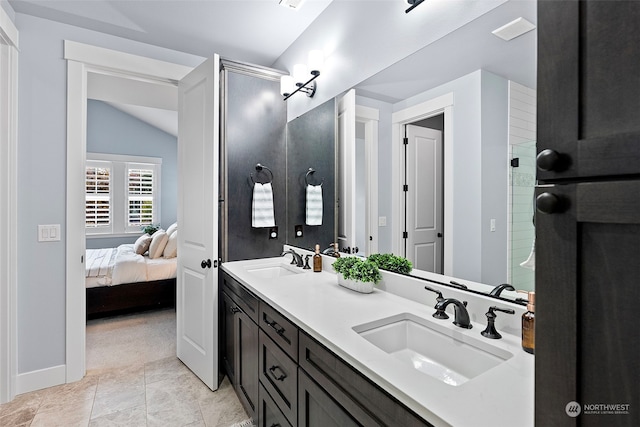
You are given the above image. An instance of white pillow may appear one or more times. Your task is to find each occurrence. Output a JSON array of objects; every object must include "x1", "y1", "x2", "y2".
[
  {"x1": 163, "y1": 230, "x2": 178, "y2": 258},
  {"x1": 134, "y1": 234, "x2": 153, "y2": 255},
  {"x1": 166, "y1": 222, "x2": 178, "y2": 237},
  {"x1": 148, "y1": 230, "x2": 169, "y2": 259}
]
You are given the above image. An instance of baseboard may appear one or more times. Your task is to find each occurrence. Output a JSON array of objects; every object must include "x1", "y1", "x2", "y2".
[{"x1": 16, "y1": 364, "x2": 66, "y2": 395}]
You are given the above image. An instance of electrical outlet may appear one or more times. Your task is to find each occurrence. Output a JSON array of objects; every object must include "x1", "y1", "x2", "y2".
[{"x1": 379, "y1": 216, "x2": 387, "y2": 227}]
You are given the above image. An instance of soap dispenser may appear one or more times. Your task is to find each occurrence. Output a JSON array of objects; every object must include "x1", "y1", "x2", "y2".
[
  {"x1": 518, "y1": 290, "x2": 535, "y2": 354},
  {"x1": 313, "y1": 244, "x2": 322, "y2": 272}
]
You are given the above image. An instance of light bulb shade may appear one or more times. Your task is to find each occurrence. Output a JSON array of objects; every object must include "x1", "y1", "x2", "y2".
[
  {"x1": 308, "y1": 50, "x2": 323, "y2": 75},
  {"x1": 293, "y1": 63, "x2": 308, "y2": 85},
  {"x1": 280, "y1": 75, "x2": 294, "y2": 96}
]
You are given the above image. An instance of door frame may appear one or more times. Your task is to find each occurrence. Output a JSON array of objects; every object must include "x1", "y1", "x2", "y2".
[
  {"x1": 391, "y1": 93, "x2": 453, "y2": 275},
  {"x1": 355, "y1": 105, "x2": 379, "y2": 255},
  {"x1": 64, "y1": 41, "x2": 192, "y2": 382},
  {"x1": 0, "y1": 7, "x2": 19, "y2": 404}
]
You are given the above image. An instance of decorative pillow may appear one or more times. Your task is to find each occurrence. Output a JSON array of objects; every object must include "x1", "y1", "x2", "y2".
[
  {"x1": 163, "y1": 230, "x2": 178, "y2": 259},
  {"x1": 148, "y1": 230, "x2": 169, "y2": 259},
  {"x1": 166, "y1": 222, "x2": 178, "y2": 237},
  {"x1": 134, "y1": 234, "x2": 153, "y2": 255}
]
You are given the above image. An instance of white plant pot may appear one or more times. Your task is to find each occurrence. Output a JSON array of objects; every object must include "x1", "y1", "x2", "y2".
[{"x1": 337, "y1": 273, "x2": 375, "y2": 294}]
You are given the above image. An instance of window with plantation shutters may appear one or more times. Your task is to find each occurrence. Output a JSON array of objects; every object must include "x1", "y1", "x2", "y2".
[
  {"x1": 86, "y1": 154, "x2": 161, "y2": 236},
  {"x1": 127, "y1": 166, "x2": 154, "y2": 228},
  {"x1": 85, "y1": 161, "x2": 111, "y2": 231}
]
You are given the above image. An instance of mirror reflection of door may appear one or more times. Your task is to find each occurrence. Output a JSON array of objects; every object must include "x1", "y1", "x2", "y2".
[{"x1": 403, "y1": 118, "x2": 444, "y2": 273}]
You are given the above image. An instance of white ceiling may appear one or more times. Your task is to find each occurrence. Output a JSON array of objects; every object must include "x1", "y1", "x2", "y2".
[
  {"x1": 9, "y1": 0, "x2": 335, "y2": 65},
  {"x1": 9, "y1": 0, "x2": 536, "y2": 132}
]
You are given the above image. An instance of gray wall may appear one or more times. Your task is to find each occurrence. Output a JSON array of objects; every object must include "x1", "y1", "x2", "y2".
[
  {"x1": 15, "y1": 12, "x2": 202, "y2": 374},
  {"x1": 85, "y1": 100, "x2": 178, "y2": 249}
]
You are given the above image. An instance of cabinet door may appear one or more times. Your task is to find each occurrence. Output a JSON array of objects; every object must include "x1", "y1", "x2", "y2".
[
  {"x1": 535, "y1": 181, "x2": 640, "y2": 426},
  {"x1": 537, "y1": 1, "x2": 640, "y2": 181},
  {"x1": 236, "y1": 308, "x2": 259, "y2": 419},
  {"x1": 221, "y1": 292, "x2": 237, "y2": 385},
  {"x1": 298, "y1": 370, "x2": 364, "y2": 427}
]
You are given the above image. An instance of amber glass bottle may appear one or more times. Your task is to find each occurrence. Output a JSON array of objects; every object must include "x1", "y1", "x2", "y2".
[
  {"x1": 313, "y1": 244, "x2": 322, "y2": 272},
  {"x1": 520, "y1": 291, "x2": 535, "y2": 354}
]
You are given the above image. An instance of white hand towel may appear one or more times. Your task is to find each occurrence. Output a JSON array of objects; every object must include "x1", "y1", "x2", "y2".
[
  {"x1": 252, "y1": 182, "x2": 276, "y2": 228},
  {"x1": 306, "y1": 184, "x2": 323, "y2": 226}
]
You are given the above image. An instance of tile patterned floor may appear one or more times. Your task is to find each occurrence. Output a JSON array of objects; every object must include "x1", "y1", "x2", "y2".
[{"x1": 0, "y1": 309, "x2": 250, "y2": 427}]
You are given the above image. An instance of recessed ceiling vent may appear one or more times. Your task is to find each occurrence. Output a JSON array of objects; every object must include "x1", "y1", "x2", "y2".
[
  {"x1": 279, "y1": 0, "x2": 307, "y2": 10},
  {"x1": 492, "y1": 17, "x2": 536, "y2": 41}
]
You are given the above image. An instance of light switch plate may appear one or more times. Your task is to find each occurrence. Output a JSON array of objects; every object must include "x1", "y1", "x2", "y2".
[
  {"x1": 378, "y1": 216, "x2": 387, "y2": 227},
  {"x1": 38, "y1": 224, "x2": 61, "y2": 242}
]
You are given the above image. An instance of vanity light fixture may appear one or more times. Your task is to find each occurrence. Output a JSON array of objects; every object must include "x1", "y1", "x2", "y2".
[
  {"x1": 405, "y1": 0, "x2": 425, "y2": 13},
  {"x1": 281, "y1": 50, "x2": 323, "y2": 100}
]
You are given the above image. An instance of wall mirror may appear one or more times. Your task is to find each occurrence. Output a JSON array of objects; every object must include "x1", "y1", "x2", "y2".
[{"x1": 286, "y1": 0, "x2": 536, "y2": 303}]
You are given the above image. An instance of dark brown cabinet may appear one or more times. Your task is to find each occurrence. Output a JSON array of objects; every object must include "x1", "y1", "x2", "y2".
[
  {"x1": 222, "y1": 273, "x2": 260, "y2": 420},
  {"x1": 536, "y1": 2, "x2": 640, "y2": 426},
  {"x1": 221, "y1": 272, "x2": 432, "y2": 427}
]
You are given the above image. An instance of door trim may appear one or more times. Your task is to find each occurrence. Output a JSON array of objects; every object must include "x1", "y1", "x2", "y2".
[
  {"x1": 355, "y1": 105, "x2": 379, "y2": 255},
  {"x1": 391, "y1": 93, "x2": 453, "y2": 275},
  {"x1": 0, "y1": 8, "x2": 18, "y2": 404},
  {"x1": 65, "y1": 41, "x2": 193, "y2": 383}
]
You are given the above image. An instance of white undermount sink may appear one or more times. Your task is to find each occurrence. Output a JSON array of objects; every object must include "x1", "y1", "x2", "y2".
[
  {"x1": 246, "y1": 262, "x2": 304, "y2": 279},
  {"x1": 353, "y1": 313, "x2": 513, "y2": 386}
]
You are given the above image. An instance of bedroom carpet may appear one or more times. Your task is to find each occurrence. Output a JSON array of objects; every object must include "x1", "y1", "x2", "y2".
[{"x1": 0, "y1": 309, "x2": 252, "y2": 427}]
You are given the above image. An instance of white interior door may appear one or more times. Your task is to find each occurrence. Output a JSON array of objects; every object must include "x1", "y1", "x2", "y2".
[
  {"x1": 405, "y1": 124, "x2": 443, "y2": 273},
  {"x1": 337, "y1": 89, "x2": 356, "y2": 254},
  {"x1": 177, "y1": 55, "x2": 219, "y2": 390}
]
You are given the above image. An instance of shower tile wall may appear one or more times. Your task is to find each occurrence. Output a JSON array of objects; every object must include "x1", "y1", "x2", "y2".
[{"x1": 508, "y1": 82, "x2": 536, "y2": 291}]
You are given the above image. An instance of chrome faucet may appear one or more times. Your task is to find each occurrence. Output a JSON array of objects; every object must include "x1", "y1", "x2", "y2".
[
  {"x1": 434, "y1": 298, "x2": 472, "y2": 329},
  {"x1": 281, "y1": 249, "x2": 304, "y2": 267},
  {"x1": 489, "y1": 283, "x2": 515, "y2": 297}
]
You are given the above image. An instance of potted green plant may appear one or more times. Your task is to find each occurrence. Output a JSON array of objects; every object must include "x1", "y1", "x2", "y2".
[
  {"x1": 141, "y1": 224, "x2": 161, "y2": 235},
  {"x1": 367, "y1": 253, "x2": 413, "y2": 275},
  {"x1": 332, "y1": 257, "x2": 382, "y2": 294}
]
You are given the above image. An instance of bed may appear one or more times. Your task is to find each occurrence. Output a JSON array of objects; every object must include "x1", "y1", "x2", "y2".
[{"x1": 85, "y1": 243, "x2": 177, "y2": 319}]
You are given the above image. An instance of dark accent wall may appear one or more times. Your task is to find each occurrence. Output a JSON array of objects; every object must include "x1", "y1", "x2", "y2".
[
  {"x1": 286, "y1": 99, "x2": 336, "y2": 252},
  {"x1": 223, "y1": 65, "x2": 288, "y2": 261}
]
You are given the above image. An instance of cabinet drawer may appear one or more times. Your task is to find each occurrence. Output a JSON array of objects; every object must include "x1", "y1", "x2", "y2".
[
  {"x1": 259, "y1": 330, "x2": 297, "y2": 425},
  {"x1": 259, "y1": 302, "x2": 298, "y2": 362},
  {"x1": 299, "y1": 331, "x2": 431, "y2": 427},
  {"x1": 257, "y1": 383, "x2": 292, "y2": 427},
  {"x1": 223, "y1": 272, "x2": 259, "y2": 323}
]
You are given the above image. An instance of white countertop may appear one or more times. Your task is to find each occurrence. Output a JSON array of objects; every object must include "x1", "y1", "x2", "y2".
[{"x1": 222, "y1": 256, "x2": 534, "y2": 427}]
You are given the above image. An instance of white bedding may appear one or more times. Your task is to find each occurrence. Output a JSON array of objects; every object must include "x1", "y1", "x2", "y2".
[{"x1": 85, "y1": 244, "x2": 177, "y2": 288}]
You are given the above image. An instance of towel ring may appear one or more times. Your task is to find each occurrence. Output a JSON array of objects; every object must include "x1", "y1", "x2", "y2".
[
  {"x1": 305, "y1": 168, "x2": 324, "y2": 186},
  {"x1": 250, "y1": 163, "x2": 273, "y2": 185}
]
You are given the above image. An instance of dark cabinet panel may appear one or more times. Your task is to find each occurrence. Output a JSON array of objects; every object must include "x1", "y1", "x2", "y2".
[
  {"x1": 537, "y1": 1, "x2": 640, "y2": 181},
  {"x1": 299, "y1": 332, "x2": 431, "y2": 427},
  {"x1": 535, "y1": 182, "x2": 640, "y2": 426},
  {"x1": 222, "y1": 292, "x2": 237, "y2": 385},
  {"x1": 259, "y1": 329, "x2": 298, "y2": 425},
  {"x1": 236, "y1": 307, "x2": 259, "y2": 418},
  {"x1": 298, "y1": 369, "x2": 364, "y2": 427},
  {"x1": 257, "y1": 383, "x2": 293, "y2": 427},
  {"x1": 259, "y1": 302, "x2": 299, "y2": 362}
]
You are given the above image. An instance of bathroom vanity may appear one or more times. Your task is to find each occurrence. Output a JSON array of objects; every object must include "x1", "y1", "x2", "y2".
[{"x1": 221, "y1": 253, "x2": 534, "y2": 427}]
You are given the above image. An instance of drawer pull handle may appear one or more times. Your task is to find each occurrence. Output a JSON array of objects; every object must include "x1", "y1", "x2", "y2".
[
  {"x1": 269, "y1": 424, "x2": 281, "y2": 427},
  {"x1": 265, "y1": 319, "x2": 285, "y2": 336},
  {"x1": 269, "y1": 365, "x2": 287, "y2": 381},
  {"x1": 230, "y1": 306, "x2": 240, "y2": 314}
]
